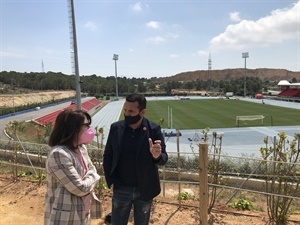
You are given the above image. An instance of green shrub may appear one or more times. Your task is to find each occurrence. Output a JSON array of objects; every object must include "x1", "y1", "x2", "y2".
[
  {"x1": 176, "y1": 191, "x2": 194, "y2": 200},
  {"x1": 228, "y1": 198, "x2": 253, "y2": 210}
]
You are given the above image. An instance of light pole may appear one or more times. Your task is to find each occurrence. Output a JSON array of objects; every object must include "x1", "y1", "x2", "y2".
[
  {"x1": 68, "y1": 0, "x2": 82, "y2": 110},
  {"x1": 242, "y1": 52, "x2": 249, "y2": 97},
  {"x1": 113, "y1": 54, "x2": 119, "y2": 100}
]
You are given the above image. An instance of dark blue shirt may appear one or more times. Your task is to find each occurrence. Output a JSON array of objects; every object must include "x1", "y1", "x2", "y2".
[{"x1": 115, "y1": 124, "x2": 142, "y2": 187}]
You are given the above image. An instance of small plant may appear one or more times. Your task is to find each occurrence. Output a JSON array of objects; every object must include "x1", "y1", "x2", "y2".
[
  {"x1": 97, "y1": 177, "x2": 109, "y2": 190},
  {"x1": 17, "y1": 171, "x2": 27, "y2": 177},
  {"x1": 290, "y1": 210, "x2": 300, "y2": 215},
  {"x1": 176, "y1": 191, "x2": 194, "y2": 200},
  {"x1": 17, "y1": 170, "x2": 46, "y2": 181},
  {"x1": 228, "y1": 198, "x2": 254, "y2": 210}
]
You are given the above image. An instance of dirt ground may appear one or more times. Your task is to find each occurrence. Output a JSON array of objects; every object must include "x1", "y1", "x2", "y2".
[
  {"x1": 0, "y1": 90, "x2": 76, "y2": 107},
  {"x1": 1, "y1": 175, "x2": 300, "y2": 225}
]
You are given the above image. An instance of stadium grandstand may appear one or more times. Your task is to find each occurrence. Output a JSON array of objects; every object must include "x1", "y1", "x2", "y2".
[
  {"x1": 277, "y1": 80, "x2": 300, "y2": 102},
  {"x1": 33, "y1": 97, "x2": 105, "y2": 126}
]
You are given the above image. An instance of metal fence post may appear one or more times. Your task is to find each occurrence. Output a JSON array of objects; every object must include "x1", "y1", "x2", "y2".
[{"x1": 177, "y1": 129, "x2": 182, "y2": 206}]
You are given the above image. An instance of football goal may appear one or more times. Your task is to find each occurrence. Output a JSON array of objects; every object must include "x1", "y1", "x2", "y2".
[{"x1": 236, "y1": 115, "x2": 265, "y2": 127}]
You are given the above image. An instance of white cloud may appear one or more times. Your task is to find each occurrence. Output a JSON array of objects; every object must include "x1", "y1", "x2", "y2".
[
  {"x1": 128, "y1": 48, "x2": 134, "y2": 52},
  {"x1": 84, "y1": 21, "x2": 98, "y2": 31},
  {"x1": 169, "y1": 54, "x2": 179, "y2": 58},
  {"x1": 229, "y1": 11, "x2": 241, "y2": 22},
  {"x1": 145, "y1": 36, "x2": 166, "y2": 44},
  {"x1": 0, "y1": 51, "x2": 26, "y2": 58},
  {"x1": 167, "y1": 33, "x2": 179, "y2": 39},
  {"x1": 197, "y1": 50, "x2": 209, "y2": 56},
  {"x1": 210, "y1": 2, "x2": 300, "y2": 50},
  {"x1": 146, "y1": 21, "x2": 160, "y2": 29},
  {"x1": 131, "y1": 2, "x2": 142, "y2": 13}
]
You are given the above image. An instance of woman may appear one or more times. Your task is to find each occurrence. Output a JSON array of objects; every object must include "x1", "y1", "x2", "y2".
[{"x1": 44, "y1": 109, "x2": 101, "y2": 225}]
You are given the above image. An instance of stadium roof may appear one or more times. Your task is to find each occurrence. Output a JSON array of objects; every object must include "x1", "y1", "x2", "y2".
[
  {"x1": 277, "y1": 80, "x2": 300, "y2": 86},
  {"x1": 277, "y1": 80, "x2": 290, "y2": 85}
]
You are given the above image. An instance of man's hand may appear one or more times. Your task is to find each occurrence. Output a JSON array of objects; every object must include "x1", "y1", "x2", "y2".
[{"x1": 149, "y1": 138, "x2": 161, "y2": 159}]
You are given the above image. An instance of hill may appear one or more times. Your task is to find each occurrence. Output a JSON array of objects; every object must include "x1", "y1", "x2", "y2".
[
  {"x1": 0, "y1": 90, "x2": 75, "y2": 107},
  {"x1": 154, "y1": 68, "x2": 300, "y2": 82}
]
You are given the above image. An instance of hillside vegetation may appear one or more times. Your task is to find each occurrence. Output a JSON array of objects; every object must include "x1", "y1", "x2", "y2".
[
  {"x1": 154, "y1": 68, "x2": 299, "y2": 82},
  {"x1": 0, "y1": 68, "x2": 299, "y2": 99}
]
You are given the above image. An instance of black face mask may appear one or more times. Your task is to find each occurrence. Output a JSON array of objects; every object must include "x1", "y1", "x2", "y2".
[{"x1": 124, "y1": 113, "x2": 141, "y2": 125}]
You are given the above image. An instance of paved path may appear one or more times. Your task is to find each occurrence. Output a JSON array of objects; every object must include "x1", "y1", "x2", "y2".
[{"x1": 91, "y1": 100, "x2": 124, "y2": 144}]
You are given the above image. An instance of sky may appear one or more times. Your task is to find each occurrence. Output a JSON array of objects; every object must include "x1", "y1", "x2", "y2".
[{"x1": 0, "y1": 0, "x2": 299, "y2": 79}]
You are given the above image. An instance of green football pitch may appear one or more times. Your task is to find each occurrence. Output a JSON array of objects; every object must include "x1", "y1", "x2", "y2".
[{"x1": 145, "y1": 99, "x2": 300, "y2": 129}]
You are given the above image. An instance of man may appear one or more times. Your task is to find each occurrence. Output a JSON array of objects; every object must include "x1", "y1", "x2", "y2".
[{"x1": 103, "y1": 93, "x2": 168, "y2": 225}]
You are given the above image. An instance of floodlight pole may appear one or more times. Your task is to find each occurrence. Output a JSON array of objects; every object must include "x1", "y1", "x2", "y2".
[
  {"x1": 113, "y1": 54, "x2": 119, "y2": 100},
  {"x1": 242, "y1": 52, "x2": 249, "y2": 98}
]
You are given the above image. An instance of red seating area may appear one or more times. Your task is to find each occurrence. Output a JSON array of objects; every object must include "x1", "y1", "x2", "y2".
[
  {"x1": 278, "y1": 89, "x2": 300, "y2": 97},
  {"x1": 82, "y1": 98, "x2": 102, "y2": 111},
  {"x1": 34, "y1": 98, "x2": 103, "y2": 126},
  {"x1": 34, "y1": 110, "x2": 64, "y2": 127}
]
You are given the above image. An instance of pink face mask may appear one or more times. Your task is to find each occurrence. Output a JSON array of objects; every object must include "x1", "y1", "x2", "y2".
[{"x1": 79, "y1": 127, "x2": 95, "y2": 144}]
